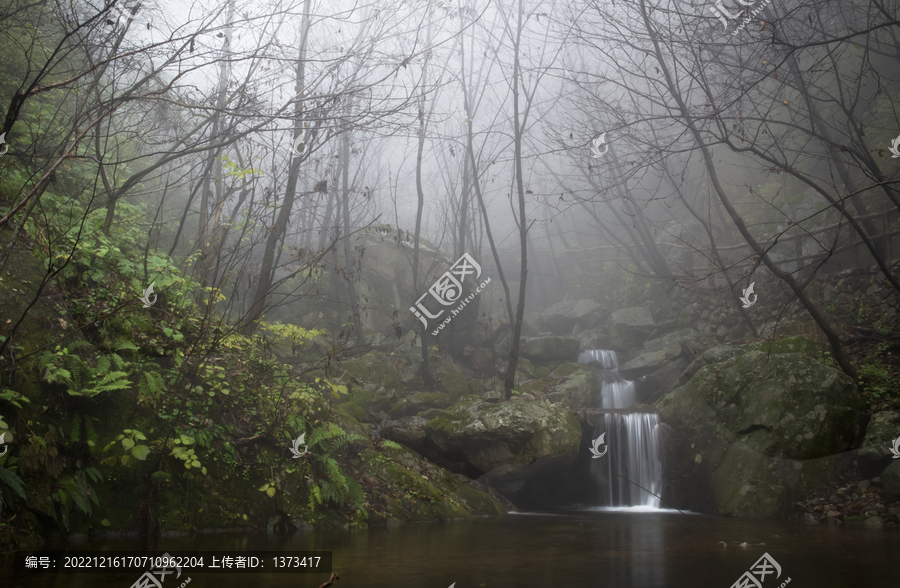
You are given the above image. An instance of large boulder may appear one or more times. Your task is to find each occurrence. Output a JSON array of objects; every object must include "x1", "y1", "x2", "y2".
[
  {"x1": 544, "y1": 364, "x2": 600, "y2": 409},
  {"x1": 608, "y1": 307, "x2": 655, "y2": 350},
  {"x1": 520, "y1": 336, "x2": 580, "y2": 361},
  {"x1": 541, "y1": 299, "x2": 605, "y2": 335},
  {"x1": 642, "y1": 328, "x2": 703, "y2": 355},
  {"x1": 389, "y1": 392, "x2": 455, "y2": 418},
  {"x1": 425, "y1": 396, "x2": 582, "y2": 494},
  {"x1": 620, "y1": 344, "x2": 683, "y2": 380},
  {"x1": 656, "y1": 349, "x2": 867, "y2": 517},
  {"x1": 881, "y1": 460, "x2": 900, "y2": 501},
  {"x1": 858, "y1": 411, "x2": 900, "y2": 469},
  {"x1": 382, "y1": 416, "x2": 430, "y2": 454}
]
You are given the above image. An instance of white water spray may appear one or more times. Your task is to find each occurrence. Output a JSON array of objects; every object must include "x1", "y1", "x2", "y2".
[{"x1": 579, "y1": 350, "x2": 662, "y2": 508}]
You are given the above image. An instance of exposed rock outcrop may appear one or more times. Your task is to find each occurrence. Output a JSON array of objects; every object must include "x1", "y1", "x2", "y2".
[
  {"x1": 424, "y1": 396, "x2": 582, "y2": 496},
  {"x1": 608, "y1": 307, "x2": 655, "y2": 350},
  {"x1": 540, "y1": 299, "x2": 606, "y2": 335},
  {"x1": 656, "y1": 345, "x2": 867, "y2": 517}
]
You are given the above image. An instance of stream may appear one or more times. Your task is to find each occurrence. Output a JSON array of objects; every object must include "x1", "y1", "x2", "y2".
[{"x1": 3, "y1": 509, "x2": 899, "y2": 588}]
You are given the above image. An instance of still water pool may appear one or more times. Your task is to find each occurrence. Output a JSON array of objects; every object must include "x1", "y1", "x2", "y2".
[{"x1": 3, "y1": 508, "x2": 899, "y2": 588}]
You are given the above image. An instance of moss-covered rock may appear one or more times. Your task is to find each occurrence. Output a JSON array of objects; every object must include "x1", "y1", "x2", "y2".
[
  {"x1": 608, "y1": 306, "x2": 655, "y2": 350},
  {"x1": 858, "y1": 411, "x2": 900, "y2": 466},
  {"x1": 362, "y1": 444, "x2": 506, "y2": 522},
  {"x1": 436, "y1": 365, "x2": 470, "y2": 399},
  {"x1": 520, "y1": 336, "x2": 581, "y2": 361},
  {"x1": 544, "y1": 365, "x2": 598, "y2": 409},
  {"x1": 550, "y1": 362, "x2": 582, "y2": 377},
  {"x1": 337, "y1": 401, "x2": 367, "y2": 423},
  {"x1": 746, "y1": 335, "x2": 822, "y2": 358},
  {"x1": 390, "y1": 392, "x2": 455, "y2": 418},
  {"x1": 657, "y1": 350, "x2": 866, "y2": 517},
  {"x1": 425, "y1": 397, "x2": 582, "y2": 485}
]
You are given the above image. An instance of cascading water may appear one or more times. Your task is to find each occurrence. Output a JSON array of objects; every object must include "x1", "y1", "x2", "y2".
[{"x1": 579, "y1": 349, "x2": 662, "y2": 508}]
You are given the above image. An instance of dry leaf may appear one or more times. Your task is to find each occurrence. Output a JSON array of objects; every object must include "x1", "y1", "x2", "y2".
[{"x1": 782, "y1": 98, "x2": 789, "y2": 106}]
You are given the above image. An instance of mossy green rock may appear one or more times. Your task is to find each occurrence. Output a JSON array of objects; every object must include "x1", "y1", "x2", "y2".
[
  {"x1": 858, "y1": 411, "x2": 900, "y2": 464},
  {"x1": 362, "y1": 445, "x2": 506, "y2": 521},
  {"x1": 436, "y1": 365, "x2": 470, "y2": 399},
  {"x1": 608, "y1": 306, "x2": 655, "y2": 350},
  {"x1": 551, "y1": 362, "x2": 582, "y2": 377},
  {"x1": 520, "y1": 336, "x2": 580, "y2": 360},
  {"x1": 390, "y1": 392, "x2": 454, "y2": 417},
  {"x1": 425, "y1": 398, "x2": 582, "y2": 478},
  {"x1": 880, "y1": 460, "x2": 900, "y2": 501},
  {"x1": 545, "y1": 365, "x2": 598, "y2": 409},
  {"x1": 746, "y1": 335, "x2": 821, "y2": 358},
  {"x1": 657, "y1": 350, "x2": 866, "y2": 517}
]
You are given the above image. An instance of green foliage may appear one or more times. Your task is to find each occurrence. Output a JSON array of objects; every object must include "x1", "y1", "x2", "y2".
[
  {"x1": 859, "y1": 364, "x2": 900, "y2": 403},
  {"x1": 304, "y1": 423, "x2": 367, "y2": 516},
  {"x1": 0, "y1": 389, "x2": 31, "y2": 409},
  {"x1": 168, "y1": 435, "x2": 207, "y2": 475},
  {"x1": 39, "y1": 342, "x2": 131, "y2": 397},
  {"x1": 0, "y1": 467, "x2": 27, "y2": 511},
  {"x1": 102, "y1": 429, "x2": 151, "y2": 466}
]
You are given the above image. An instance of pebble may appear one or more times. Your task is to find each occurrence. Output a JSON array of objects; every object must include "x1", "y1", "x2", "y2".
[
  {"x1": 872, "y1": 477, "x2": 882, "y2": 486},
  {"x1": 829, "y1": 494, "x2": 842, "y2": 504},
  {"x1": 858, "y1": 480, "x2": 871, "y2": 492}
]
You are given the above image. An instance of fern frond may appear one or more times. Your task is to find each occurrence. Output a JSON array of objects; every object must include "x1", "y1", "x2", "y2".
[{"x1": 0, "y1": 467, "x2": 26, "y2": 500}]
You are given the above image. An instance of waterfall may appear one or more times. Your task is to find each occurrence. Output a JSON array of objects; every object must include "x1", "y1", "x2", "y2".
[{"x1": 579, "y1": 349, "x2": 662, "y2": 508}]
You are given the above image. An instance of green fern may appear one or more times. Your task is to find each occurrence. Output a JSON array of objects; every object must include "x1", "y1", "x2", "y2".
[{"x1": 0, "y1": 467, "x2": 27, "y2": 500}]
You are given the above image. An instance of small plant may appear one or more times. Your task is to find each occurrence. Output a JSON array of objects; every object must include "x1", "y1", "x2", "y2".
[
  {"x1": 102, "y1": 429, "x2": 151, "y2": 466},
  {"x1": 859, "y1": 364, "x2": 899, "y2": 403},
  {"x1": 169, "y1": 435, "x2": 207, "y2": 475}
]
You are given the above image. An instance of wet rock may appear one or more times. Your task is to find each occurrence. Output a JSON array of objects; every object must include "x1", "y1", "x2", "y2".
[
  {"x1": 858, "y1": 411, "x2": 900, "y2": 467},
  {"x1": 425, "y1": 395, "x2": 582, "y2": 485},
  {"x1": 881, "y1": 460, "x2": 900, "y2": 501},
  {"x1": 540, "y1": 299, "x2": 606, "y2": 335},
  {"x1": 543, "y1": 364, "x2": 598, "y2": 410},
  {"x1": 483, "y1": 390, "x2": 502, "y2": 403},
  {"x1": 390, "y1": 392, "x2": 455, "y2": 417},
  {"x1": 620, "y1": 344, "x2": 683, "y2": 379},
  {"x1": 382, "y1": 417, "x2": 430, "y2": 452},
  {"x1": 608, "y1": 306, "x2": 656, "y2": 350},
  {"x1": 864, "y1": 516, "x2": 884, "y2": 528},
  {"x1": 656, "y1": 348, "x2": 865, "y2": 517},
  {"x1": 520, "y1": 336, "x2": 581, "y2": 361}
]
